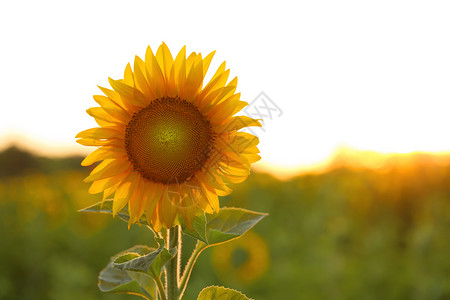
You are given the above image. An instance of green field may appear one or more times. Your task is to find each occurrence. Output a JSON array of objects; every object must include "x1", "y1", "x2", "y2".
[{"x1": 0, "y1": 147, "x2": 449, "y2": 299}]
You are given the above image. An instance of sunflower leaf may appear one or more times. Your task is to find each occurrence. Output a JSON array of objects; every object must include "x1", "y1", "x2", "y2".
[
  {"x1": 149, "y1": 246, "x2": 177, "y2": 279},
  {"x1": 113, "y1": 239, "x2": 175, "y2": 277},
  {"x1": 179, "y1": 211, "x2": 208, "y2": 243},
  {"x1": 81, "y1": 201, "x2": 267, "y2": 246},
  {"x1": 205, "y1": 207, "x2": 267, "y2": 246},
  {"x1": 79, "y1": 199, "x2": 149, "y2": 225},
  {"x1": 180, "y1": 207, "x2": 267, "y2": 246},
  {"x1": 98, "y1": 259, "x2": 156, "y2": 300},
  {"x1": 197, "y1": 286, "x2": 251, "y2": 300}
]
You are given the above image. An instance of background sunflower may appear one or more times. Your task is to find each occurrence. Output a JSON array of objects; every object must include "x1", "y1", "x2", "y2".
[{"x1": 211, "y1": 231, "x2": 270, "y2": 284}]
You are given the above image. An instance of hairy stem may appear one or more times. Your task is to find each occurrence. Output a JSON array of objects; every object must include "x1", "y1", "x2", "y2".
[
  {"x1": 179, "y1": 241, "x2": 206, "y2": 299},
  {"x1": 153, "y1": 273, "x2": 167, "y2": 300},
  {"x1": 166, "y1": 226, "x2": 181, "y2": 300}
]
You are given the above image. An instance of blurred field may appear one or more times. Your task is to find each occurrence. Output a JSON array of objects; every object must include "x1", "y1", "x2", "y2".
[{"x1": 0, "y1": 146, "x2": 449, "y2": 300}]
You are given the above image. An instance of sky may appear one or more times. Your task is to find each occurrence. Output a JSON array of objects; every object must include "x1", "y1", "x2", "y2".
[{"x1": 1, "y1": 0, "x2": 450, "y2": 176}]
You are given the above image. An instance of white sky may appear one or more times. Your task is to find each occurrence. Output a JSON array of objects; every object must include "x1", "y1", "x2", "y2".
[{"x1": 1, "y1": 0, "x2": 450, "y2": 175}]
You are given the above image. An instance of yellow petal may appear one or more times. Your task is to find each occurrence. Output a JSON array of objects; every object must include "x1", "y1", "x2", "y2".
[
  {"x1": 214, "y1": 116, "x2": 262, "y2": 133},
  {"x1": 93, "y1": 94, "x2": 131, "y2": 123},
  {"x1": 230, "y1": 132, "x2": 260, "y2": 149},
  {"x1": 184, "y1": 56, "x2": 204, "y2": 100},
  {"x1": 242, "y1": 145, "x2": 260, "y2": 154},
  {"x1": 146, "y1": 182, "x2": 165, "y2": 216},
  {"x1": 108, "y1": 78, "x2": 148, "y2": 108},
  {"x1": 76, "y1": 127, "x2": 123, "y2": 140},
  {"x1": 86, "y1": 107, "x2": 119, "y2": 126},
  {"x1": 88, "y1": 170, "x2": 127, "y2": 194},
  {"x1": 197, "y1": 85, "x2": 235, "y2": 113},
  {"x1": 145, "y1": 46, "x2": 166, "y2": 97},
  {"x1": 189, "y1": 178, "x2": 214, "y2": 213},
  {"x1": 151, "y1": 201, "x2": 162, "y2": 232},
  {"x1": 207, "y1": 93, "x2": 240, "y2": 124},
  {"x1": 133, "y1": 56, "x2": 155, "y2": 101},
  {"x1": 202, "y1": 167, "x2": 232, "y2": 195},
  {"x1": 218, "y1": 161, "x2": 250, "y2": 176},
  {"x1": 171, "y1": 46, "x2": 186, "y2": 96},
  {"x1": 223, "y1": 151, "x2": 251, "y2": 169},
  {"x1": 243, "y1": 153, "x2": 261, "y2": 163},
  {"x1": 76, "y1": 138, "x2": 122, "y2": 147},
  {"x1": 98, "y1": 86, "x2": 129, "y2": 110},
  {"x1": 102, "y1": 177, "x2": 126, "y2": 202},
  {"x1": 84, "y1": 159, "x2": 130, "y2": 182},
  {"x1": 202, "y1": 50, "x2": 215, "y2": 76},
  {"x1": 113, "y1": 171, "x2": 140, "y2": 216},
  {"x1": 177, "y1": 191, "x2": 196, "y2": 230},
  {"x1": 160, "y1": 187, "x2": 178, "y2": 228},
  {"x1": 233, "y1": 101, "x2": 248, "y2": 114},
  {"x1": 186, "y1": 51, "x2": 198, "y2": 75},
  {"x1": 128, "y1": 177, "x2": 147, "y2": 225},
  {"x1": 123, "y1": 63, "x2": 134, "y2": 86},
  {"x1": 202, "y1": 76, "x2": 239, "y2": 113},
  {"x1": 219, "y1": 169, "x2": 249, "y2": 184},
  {"x1": 198, "y1": 63, "x2": 228, "y2": 99},
  {"x1": 81, "y1": 146, "x2": 126, "y2": 166},
  {"x1": 218, "y1": 77, "x2": 238, "y2": 103},
  {"x1": 201, "y1": 77, "x2": 239, "y2": 112},
  {"x1": 199, "y1": 181, "x2": 219, "y2": 212},
  {"x1": 155, "y1": 42, "x2": 174, "y2": 79}
]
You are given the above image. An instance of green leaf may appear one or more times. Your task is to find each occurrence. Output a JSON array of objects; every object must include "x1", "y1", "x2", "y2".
[
  {"x1": 148, "y1": 245, "x2": 177, "y2": 279},
  {"x1": 114, "y1": 252, "x2": 141, "y2": 264},
  {"x1": 112, "y1": 241, "x2": 176, "y2": 281},
  {"x1": 81, "y1": 200, "x2": 208, "y2": 243},
  {"x1": 81, "y1": 201, "x2": 267, "y2": 247},
  {"x1": 179, "y1": 211, "x2": 208, "y2": 243},
  {"x1": 99, "y1": 241, "x2": 176, "y2": 299},
  {"x1": 113, "y1": 239, "x2": 175, "y2": 275},
  {"x1": 98, "y1": 261, "x2": 156, "y2": 300},
  {"x1": 204, "y1": 207, "x2": 267, "y2": 246},
  {"x1": 113, "y1": 239, "x2": 165, "y2": 273},
  {"x1": 197, "y1": 286, "x2": 251, "y2": 300},
  {"x1": 79, "y1": 199, "x2": 149, "y2": 226}
]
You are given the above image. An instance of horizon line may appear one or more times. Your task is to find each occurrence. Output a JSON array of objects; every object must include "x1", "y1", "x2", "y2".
[{"x1": 2, "y1": 137, "x2": 450, "y2": 180}]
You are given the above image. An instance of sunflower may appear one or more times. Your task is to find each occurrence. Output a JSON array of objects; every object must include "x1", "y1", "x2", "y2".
[
  {"x1": 76, "y1": 43, "x2": 261, "y2": 231},
  {"x1": 211, "y1": 231, "x2": 269, "y2": 284}
]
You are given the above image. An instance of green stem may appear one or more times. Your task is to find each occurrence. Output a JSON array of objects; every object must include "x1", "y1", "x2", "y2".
[
  {"x1": 153, "y1": 273, "x2": 167, "y2": 300},
  {"x1": 179, "y1": 241, "x2": 206, "y2": 299},
  {"x1": 166, "y1": 226, "x2": 181, "y2": 300}
]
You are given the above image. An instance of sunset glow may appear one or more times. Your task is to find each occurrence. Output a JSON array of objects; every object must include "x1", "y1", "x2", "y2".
[{"x1": 1, "y1": 0, "x2": 450, "y2": 177}]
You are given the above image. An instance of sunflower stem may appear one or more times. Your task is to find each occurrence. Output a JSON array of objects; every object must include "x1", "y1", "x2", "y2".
[
  {"x1": 153, "y1": 274, "x2": 167, "y2": 300},
  {"x1": 179, "y1": 240, "x2": 206, "y2": 299},
  {"x1": 166, "y1": 225, "x2": 181, "y2": 300}
]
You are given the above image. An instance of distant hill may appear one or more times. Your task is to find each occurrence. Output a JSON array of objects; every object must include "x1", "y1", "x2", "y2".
[
  {"x1": 2, "y1": 145, "x2": 450, "y2": 180},
  {"x1": 0, "y1": 146, "x2": 85, "y2": 177}
]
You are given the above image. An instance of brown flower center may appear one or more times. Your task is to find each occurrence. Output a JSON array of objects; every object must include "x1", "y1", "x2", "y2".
[{"x1": 125, "y1": 96, "x2": 214, "y2": 184}]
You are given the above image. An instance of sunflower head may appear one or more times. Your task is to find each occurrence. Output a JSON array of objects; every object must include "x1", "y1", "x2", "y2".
[{"x1": 76, "y1": 43, "x2": 261, "y2": 231}]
